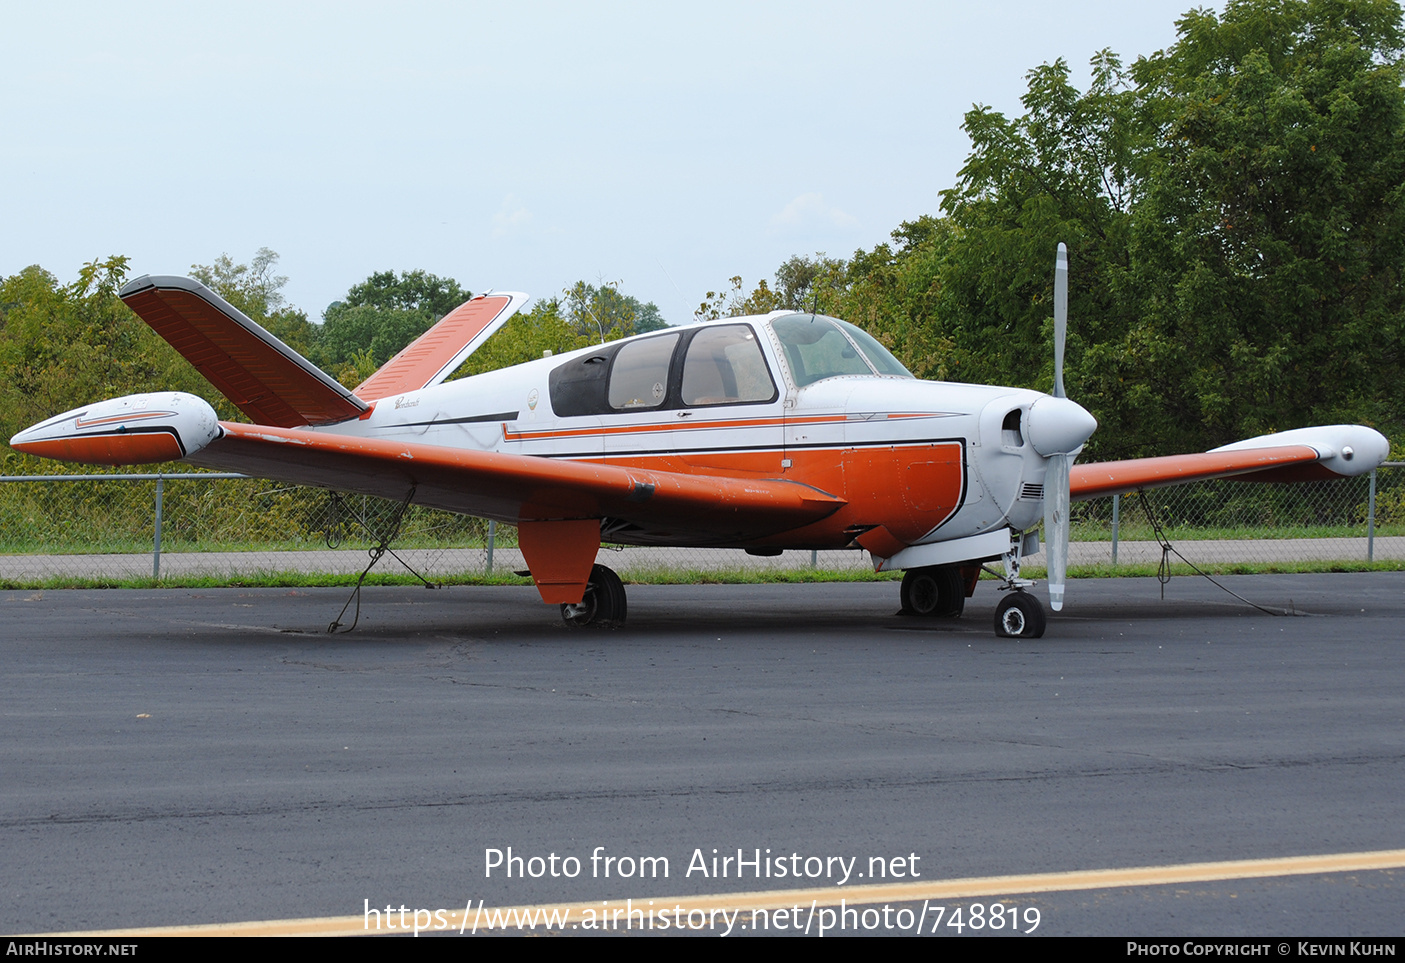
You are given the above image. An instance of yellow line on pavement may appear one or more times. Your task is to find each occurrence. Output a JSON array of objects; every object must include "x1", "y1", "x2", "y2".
[{"x1": 45, "y1": 847, "x2": 1405, "y2": 937}]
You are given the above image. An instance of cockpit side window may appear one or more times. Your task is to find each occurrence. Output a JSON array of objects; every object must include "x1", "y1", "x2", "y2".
[{"x1": 680, "y1": 325, "x2": 777, "y2": 406}]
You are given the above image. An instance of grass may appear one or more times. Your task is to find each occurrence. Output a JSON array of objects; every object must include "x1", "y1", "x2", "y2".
[
  {"x1": 0, "y1": 537, "x2": 508, "y2": 555},
  {"x1": 3, "y1": 560, "x2": 1402, "y2": 591},
  {"x1": 1068, "y1": 524, "x2": 1405, "y2": 541},
  {"x1": 5, "y1": 526, "x2": 1400, "y2": 557},
  {"x1": 0, "y1": 571, "x2": 535, "y2": 591},
  {"x1": 1044, "y1": 559, "x2": 1405, "y2": 578}
]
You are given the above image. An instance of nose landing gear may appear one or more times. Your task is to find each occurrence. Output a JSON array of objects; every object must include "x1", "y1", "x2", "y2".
[
  {"x1": 993, "y1": 591, "x2": 1046, "y2": 638},
  {"x1": 991, "y1": 529, "x2": 1047, "y2": 638}
]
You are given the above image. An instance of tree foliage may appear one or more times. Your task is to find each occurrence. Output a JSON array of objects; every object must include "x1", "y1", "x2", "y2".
[
  {"x1": 695, "y1": 254, "x2": 850, "y2": 322},
  {"x1": 720, "y1": 0, "x2": 1405, "y2": 458},
  {"x1": 318, "y1": 269, "x2": 472, "y2": 381},
  {"x1": 0, "y1": 257, "x2": 233, "y2": 471},
  {"x1": 562, "y1": 281, "x2": 668, "y2": 342},
  {"x1": 1116, "y1": 0, "x2": 1405, "y2": 450},
  {"x1": 191, "y1": 248, "x2": 319, "y2": 359},
  {"x1": 453, "y1": 299, "x2": 594, "y2": 378},
  {"x1": 340, "y1": 269, "x2": 470, "y2": 318}
]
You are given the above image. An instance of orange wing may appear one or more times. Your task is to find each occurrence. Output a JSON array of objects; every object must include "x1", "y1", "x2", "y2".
[
  {"x1": 187, "y1": 422, "x2": 845, "y2": 538},
  {"x1": 1071, "y1": 446, "x2": 1323, "y2": 500},
  {"x1": 1070, "y1": 422, "x2": 1390, "y2": 499}
]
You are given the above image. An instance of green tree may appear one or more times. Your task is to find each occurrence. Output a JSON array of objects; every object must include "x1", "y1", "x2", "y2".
[
  {"x1": 0, "y1": 257, "x2": 233, "y2": 471},
  {"x1": 774, "y1": 254, "x2": 848, "y2": 311},
  {"x1": 1117, "y1": 0, "x2": 1405, "y2": 448},
  {"x1": 564, "y1": 281, "x2": 669, "y2": 340},
  {"x1": 318, "y1": 269, "x2": 472, "y2": 379},
  {"x1": 934, "y1": 50, "x2": 1144, "y2": 431},
  {"x1": 825, "y1": 218, "x2": 959, "y2": 380},
  {"x1": 191, "y1": 247, "x2": 287, "y2": 318},
  {"x1": 695, "y1": 276, "x2": 770, "y2": 320},
  {"x1": 191, "y1": 248, "x2": 319, "y2": 360},
  {"x1": 832, "y1": 0, "x2": 1405, "y2": 458},
  {"x1": 453, "y1": 298, "x2": 593, "y2": 377},
  {"x1": 695, "y1": 255, "x2": 848, "y2": 321},
  {"x1": 340, "y1": 269, "x2": 470, "y2": 318}
]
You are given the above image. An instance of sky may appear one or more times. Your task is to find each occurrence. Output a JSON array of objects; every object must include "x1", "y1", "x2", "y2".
[{"x1": 2, "y1": 0, "x2": 1208, "y2": 324}]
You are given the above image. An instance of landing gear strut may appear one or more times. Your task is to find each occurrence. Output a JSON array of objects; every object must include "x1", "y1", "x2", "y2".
[
  {"x1": 561, "y1": 564, "x2": 627, "y2": 628},
  {"x1": 899, "y1": 565, "x2": 965, "y2": 618},
  {"x1": 991, "y1": 529, "x2": 1046, "y2": 638}
]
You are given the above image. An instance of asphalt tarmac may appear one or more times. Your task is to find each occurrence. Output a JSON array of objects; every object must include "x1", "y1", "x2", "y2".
[{"x1": 2, "y1": 574, "x2": 1402, "y2": 937}]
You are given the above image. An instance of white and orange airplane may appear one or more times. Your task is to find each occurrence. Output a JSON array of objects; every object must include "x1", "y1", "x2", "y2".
[{"x1": 10, "y1": 246, "x2": 1389, "y2": 637}]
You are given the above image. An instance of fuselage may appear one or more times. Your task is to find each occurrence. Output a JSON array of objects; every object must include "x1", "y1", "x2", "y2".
[
  {"x1": 309, "y1": 311, "x2": 1069, "y2": 552},
  {"x1": 10, "y1": 309, "x2": 1094, "y2": 560}
]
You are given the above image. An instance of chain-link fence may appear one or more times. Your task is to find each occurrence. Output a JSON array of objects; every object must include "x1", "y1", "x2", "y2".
[
  {"x1": 1031, "y1": 465, "x2": 1405, "y2": 568},
  {"x1": 1, "y1": 465, "x2": 1401, "y2": 583}
]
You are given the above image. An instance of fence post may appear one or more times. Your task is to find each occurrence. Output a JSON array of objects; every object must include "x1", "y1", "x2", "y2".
[
  {"x1": 486, "y1": 519, "x2": 496, "y2": 575},
  {"x1": 811, "y1": 549, "x2": 818, "y2": 568},
  {"x1": 1367, "y1": 469, "x2": 1376, "y2": 562},
  {"x1": 1111, "y1": 493, "x2": 1120, "y2": 566},
  {"x1": 153, "y1": 475, "x2": 165, "y2": 579}
]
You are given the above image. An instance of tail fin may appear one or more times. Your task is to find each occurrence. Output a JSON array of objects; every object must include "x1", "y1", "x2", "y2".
[
  {"x1": 352, "y1": 292, "x2": 528, "y2": 401},
  {"x1": 120, "y1": 275, "x2": 369, "y2": 428}
]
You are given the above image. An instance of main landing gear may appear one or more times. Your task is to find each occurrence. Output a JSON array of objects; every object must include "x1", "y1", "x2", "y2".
[
  {"x1": 561, "y1": 564, "x2": 627, "y2": 628},
  {"x1": 899, "y1": 565, "x2": 966, "y2": 618},
  {"x1": 897, "y1": 532, "x2": 1049, "y2": 638}
]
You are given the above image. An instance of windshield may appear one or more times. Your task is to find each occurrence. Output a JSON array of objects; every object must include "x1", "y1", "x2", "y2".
[{"x1": 769, "y1": 314, "x2": 913, "y2": 387}]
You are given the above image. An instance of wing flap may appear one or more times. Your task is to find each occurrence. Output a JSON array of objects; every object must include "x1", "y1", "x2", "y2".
[
  {"x1": 120, "y1": 276, "x2": 368, "y2": 428},
  {"x1": 353, "y1": 293, "x2": 528, "y2": 401},
  {"x1": 186, "y1": 423, "x2": 845, "y2": 536}
]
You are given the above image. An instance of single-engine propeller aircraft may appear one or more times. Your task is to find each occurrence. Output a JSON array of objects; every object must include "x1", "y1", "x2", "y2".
[{"x1": 11, "y1": 246, "x2": 1389, "y2": 636}]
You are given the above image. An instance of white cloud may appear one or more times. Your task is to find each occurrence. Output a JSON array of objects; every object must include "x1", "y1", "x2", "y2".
[
  {"x1": 767, "y1": 192, "x2": 859, "y2": 234},
  {"x1": 492, "y1": 195, "x2": 533, "y2": 238}
]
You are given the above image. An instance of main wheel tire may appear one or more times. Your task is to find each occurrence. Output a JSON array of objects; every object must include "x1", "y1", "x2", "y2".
[
  {"x1": 993, "y1": 591, "x2": 1046, "y2": 639},
  {"x1": 561, "y1": 564, "x2": 628, "y2": 628},
  {"x1": 900, "y1": 566, "x2": 965, "y2": 618}
]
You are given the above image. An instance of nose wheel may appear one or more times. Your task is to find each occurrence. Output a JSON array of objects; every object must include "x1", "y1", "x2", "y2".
[
  {"x1": 561, "y1": 564, "x2": 628, "y2": 628},
  {"x1": 993, "y1": 591, "x2": 1046, "y2": 638}
]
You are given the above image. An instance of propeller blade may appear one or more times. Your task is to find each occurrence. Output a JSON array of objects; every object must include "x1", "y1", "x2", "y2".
[
  {"x1": 1047, "y1": 242, "x2": 1073, "y2": 611},
  {"x1": 1045, "y1": 451, "x2": 1070, "y2": 611},
  {"x1": 1053, "y1": 242, "x2": 1067, "y2": 400}
]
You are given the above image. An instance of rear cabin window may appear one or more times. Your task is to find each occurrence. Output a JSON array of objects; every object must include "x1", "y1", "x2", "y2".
[
  {"x1": 608, "y1": 333, "x2": 679, "y2": 410},
  {"x1": 549, "y1": 324, "x2": 782, "y2": 416}
]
